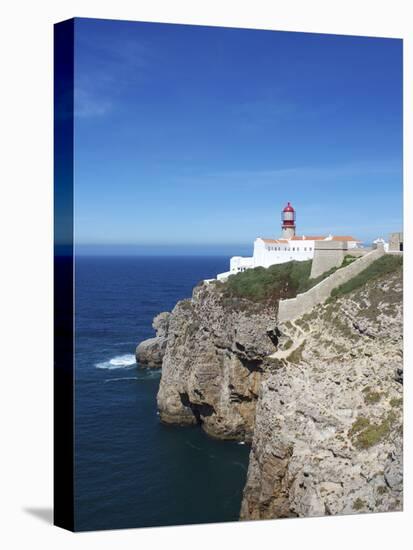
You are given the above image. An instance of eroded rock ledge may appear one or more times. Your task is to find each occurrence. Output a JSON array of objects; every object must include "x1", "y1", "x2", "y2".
[{"x1": 135, "y1": 312, "x2": 170, "y2": 368}]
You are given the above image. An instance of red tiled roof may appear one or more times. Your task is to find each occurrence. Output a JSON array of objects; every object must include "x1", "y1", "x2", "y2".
[
  {"x1": 260, "y1": 235, "x2": 361, "y2": 243},
  {"x1": 291, "y1": 235, "x2": 361, "y2": 242},
  {"x1": 261, "y1": 238, "x2": 288, "y2": 244},
  {"x1": 330, "y1": 236, "x2": 361, "y2": 242},
  {"x1": 290, "y1": 236, "x2": 326, "y2": 241}
]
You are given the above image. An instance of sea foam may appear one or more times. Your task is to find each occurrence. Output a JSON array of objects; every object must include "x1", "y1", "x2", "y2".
[{"x1": 96, "y1": 354, "x2": 137, "y2": 370}]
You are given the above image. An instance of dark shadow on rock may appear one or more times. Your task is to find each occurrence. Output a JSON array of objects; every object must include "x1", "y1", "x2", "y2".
[{"x1": 24, "y1": 507, "x2": 53, "y2": 524}]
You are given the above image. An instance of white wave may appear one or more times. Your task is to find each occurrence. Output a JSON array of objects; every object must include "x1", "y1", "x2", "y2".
[{"x1": 96, "y1": 354, "x2": 137, "y2": 370}]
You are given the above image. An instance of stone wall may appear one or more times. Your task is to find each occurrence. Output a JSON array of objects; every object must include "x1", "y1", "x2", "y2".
[
  {"x1": 310, "y1": 240, "x2": 347, "y2": 279},
  {"x1": 389, "y1": 232, "x2": 403, "y2": 252},
  {"x1": 278, "y1": 246, "x2": 385, "y2": 322}
]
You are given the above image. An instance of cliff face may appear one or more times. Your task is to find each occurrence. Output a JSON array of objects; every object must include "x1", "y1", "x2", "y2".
[
  {"x1": 137, "y1": 260, "x2": 403, "y2": 519},
  {"x1": 241, "y1": 268, "x2": 403, "y2": 518},
  {"x1": 157, "y1": 282, "x2": 279, "y2": 441}
]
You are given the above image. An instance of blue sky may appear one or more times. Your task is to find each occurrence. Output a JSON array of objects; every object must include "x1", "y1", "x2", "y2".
[{"x1": 73, "y1": 18, "x2": 402, "y2": 254}]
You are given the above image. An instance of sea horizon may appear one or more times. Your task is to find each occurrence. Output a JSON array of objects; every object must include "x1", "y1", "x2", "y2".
[{"x1": 55, "y1": 240, "x2": 379, "y2": 258}]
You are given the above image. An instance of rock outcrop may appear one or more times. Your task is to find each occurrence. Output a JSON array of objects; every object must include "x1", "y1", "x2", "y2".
[
  {"x1": 135, "y1": 312, "x2": 170, "y2": 368},
  {"x1": 241, "y1": 268, "x2": 403, "y2": 518},
  {"x1": 156, "y1": 283, "x2": 279, "y2": 440},
  {"x1": 137, "y1": 260, "x2": 403, "y2": 518}
]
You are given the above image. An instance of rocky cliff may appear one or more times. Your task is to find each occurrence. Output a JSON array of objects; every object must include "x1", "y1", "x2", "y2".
[
  {"x1": 241, "y1": 267, "x2": 403, "y2": 518},
  {"x1": 156, "y1": 282, "x2": 279, "y2": 441},
  {"x1": 137, "y1": 258, "x2": 403, "y2": 518}
]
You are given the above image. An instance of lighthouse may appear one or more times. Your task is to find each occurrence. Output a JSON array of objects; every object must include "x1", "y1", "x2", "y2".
[
  {"x1": 215, "y1": 201, "x2": 361, "y2": 281},
  {"x1": 281, "y1": 202, "x2": 296, "y2": 239}
]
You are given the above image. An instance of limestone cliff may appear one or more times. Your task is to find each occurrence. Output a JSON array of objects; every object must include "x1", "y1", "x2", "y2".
[
  {"x1": 137, "y1": 258, "x2": 403, "y2": 518},
  {"x1": 241, "y1": 268, "x2": 403, "y2": 518},
  {"x1": 156, "y1": 282, "x2": 279, "y2": 441}
]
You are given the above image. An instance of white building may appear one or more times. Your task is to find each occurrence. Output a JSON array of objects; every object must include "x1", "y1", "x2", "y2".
[
  {"x1": 217, "y1": 202, "x2": 361, "y2": 280},
  {"x1": 373, "y1": 237, "x2": 389, "y2": 252}
]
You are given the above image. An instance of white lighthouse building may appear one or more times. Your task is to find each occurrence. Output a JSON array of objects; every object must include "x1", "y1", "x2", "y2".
[{"x1": 217, "y1": 202, "x2": 361, "y2": 280}]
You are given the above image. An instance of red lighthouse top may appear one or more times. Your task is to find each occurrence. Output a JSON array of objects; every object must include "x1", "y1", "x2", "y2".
[
  {"x1": 283, "y1": 202, "x2": 295, "y2": 213},
  {"x1": 281, "y1": 202, "x2": 296, "y2": 227}
]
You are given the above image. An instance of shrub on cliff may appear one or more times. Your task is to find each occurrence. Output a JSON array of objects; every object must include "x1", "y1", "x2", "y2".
[{"x1": 223, "y1": 260, "x2": 313, "y2": 303}]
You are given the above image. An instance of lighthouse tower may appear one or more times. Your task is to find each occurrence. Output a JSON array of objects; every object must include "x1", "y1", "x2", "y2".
[{"x1": 281, "y1": 202, "x2": 296, "y2": 239}]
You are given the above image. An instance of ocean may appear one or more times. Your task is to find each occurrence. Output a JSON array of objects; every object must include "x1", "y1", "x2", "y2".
[{"x1": 74, "y1": 256, "x2": 250, "y2": 531}]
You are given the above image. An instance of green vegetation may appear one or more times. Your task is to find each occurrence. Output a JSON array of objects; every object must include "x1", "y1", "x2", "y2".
[
  {"x1": 362, "y1": 386, "x2": 382, "y2": 405},
  {"x1": 333, "y1": 342, "x2": 348, "y2": 355},
  {"x1": 287, "y1": 340, "x2": 306, "y2": 364},
  {"x1": 352, "y1": 498, "x2": 366, "y2": 511},
  {"x1": 349, "y1": 417, "x2": 370, "y2": 436},
  {"x1": 222, "y1": 259, "x2": 338, "y2": 304},
  {"x1": 349, "y1": 411, "x2": 397, "y2": 450},
  {"x1": 331, "y1": 255, "x2": 403, "y2": 299},
  {"x1": 390, "y1": 397, "x2": 403, "y2": 408},
  {"x1": 301, "y1": 310, "x2": 318, "y2": 322},
  {"x1": 294, "y1": 318, "x2": 310, "y2": 331},
  {"x1": 282, "y1": 338, "x2": 294, "y2": 350},
  {"x1": 218, "y1": 252, "x2": 402, "y2": 308},
  {"x1": 341, "y1": 254, "x2": 358, "y2": 267},
  {"x1": 223, "y1": 260, "x2": 312, "y2": 304}
]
